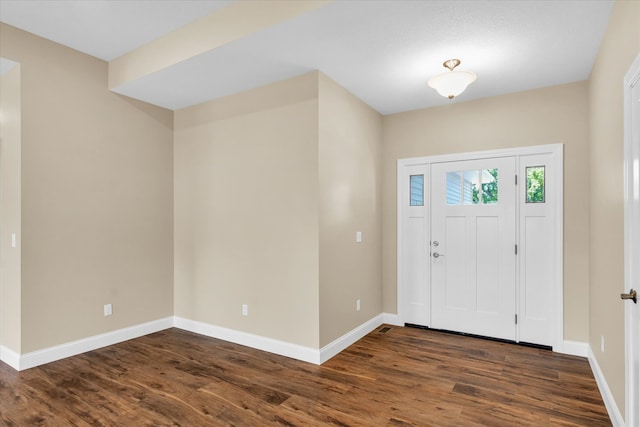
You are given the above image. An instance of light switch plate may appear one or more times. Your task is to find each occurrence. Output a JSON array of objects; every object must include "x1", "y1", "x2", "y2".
[{"x1": 356, "y1": 231, "x2": 362, "y2": 243}]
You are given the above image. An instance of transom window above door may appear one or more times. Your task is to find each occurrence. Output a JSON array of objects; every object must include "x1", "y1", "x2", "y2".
[{"x1": 446, "y1": 168, "x2": 499, "y2": 205}]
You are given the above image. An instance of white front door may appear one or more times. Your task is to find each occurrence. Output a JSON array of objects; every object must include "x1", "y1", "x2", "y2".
[
  {"x1": 430, "y1": 157, "x2": 517, "y2": 340},
  {"x1": 623, "y1": 53, "x2": 640, "y2": 427}
]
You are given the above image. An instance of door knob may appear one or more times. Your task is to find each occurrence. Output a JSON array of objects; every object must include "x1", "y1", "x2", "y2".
[
  {"x1": 620, "y1": 289, "x2": 637, "y2": 304},
  {"x1": 433, "y1": 252, "x2": 444, "y2": 258}
]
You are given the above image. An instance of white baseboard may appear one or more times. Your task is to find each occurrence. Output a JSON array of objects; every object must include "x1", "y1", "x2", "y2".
[
  {"x1": 3, "y1": 314, "x2": 391, "y2": 371},
  {"x1": 319, "y1": 314, "x2": 384, "y2": 364},
  {"x1": 173, "y1": 316, "x2": 321, "y2": 364},
  {"x1": 382, "y1": 312, "x2": 403, "y2": 326},
  {"x1": 562, "y1": 340, "x2": 589, "y2": 357},
  {"x1": 0, "y1": 345, "x2": 20, "y2": 370},
  {"x1": 588, "y1": 345, "x2": 624, "y2": 427},
  {"x1": 174, "y1": 315, "x2": 386, "y2": 366},
  {"x1": 14, "y1": 317, "x2": 173, "y2": 371}
]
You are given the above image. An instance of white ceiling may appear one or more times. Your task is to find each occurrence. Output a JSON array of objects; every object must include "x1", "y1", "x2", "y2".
[
  {"x1": 0, "y1": 1, "x2": 233, "y2": 61},
  {"x1": 0, "y1": 0, "x2": 615, "y2": 115}
]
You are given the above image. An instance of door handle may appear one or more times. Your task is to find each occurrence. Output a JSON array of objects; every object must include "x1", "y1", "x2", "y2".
[
  {"x1": 620, "y1": 289, "x2": 637, "y2": 304},
  {"x1": 433, "y1": 252, "x2": 444, "y2": 258}
]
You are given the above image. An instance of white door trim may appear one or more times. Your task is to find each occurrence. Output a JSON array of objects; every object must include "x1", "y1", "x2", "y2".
[
  {"x1": 623, "y1": 52, "x2": 640, "y2": 427},
  {"x1": 397, "y1": 143, "x2": 564, "y2": 351}
]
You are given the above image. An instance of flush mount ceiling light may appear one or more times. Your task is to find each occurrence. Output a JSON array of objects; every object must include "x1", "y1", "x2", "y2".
[{"x1": 428, "y1": 59, "x2": 477, "y2": 99}]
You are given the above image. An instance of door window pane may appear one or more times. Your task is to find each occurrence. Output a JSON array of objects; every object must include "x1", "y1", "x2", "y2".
[
  {"x1": 526, "y1": 166, "x2": 545, "y2": 203},
  {"x1": 481, "y1": 168, "x2": 499, "y2": 204},
  {"x1": 410, "y1": 174, "x2": 424, "y2": 206},
  {"x1": 463, "y1": 170, "x2": 479, "y2": 205},
  {"x1": 446, "y1": 172, "x2": 462, "y2": 205},
  {"x1": 446, "y1": 168, "x2": 499, "y2": 205}
]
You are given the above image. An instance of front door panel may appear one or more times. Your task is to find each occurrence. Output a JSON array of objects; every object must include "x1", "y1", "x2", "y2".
[{"x1": 431, "y1": 157, "x2": 516, "y2": 340}]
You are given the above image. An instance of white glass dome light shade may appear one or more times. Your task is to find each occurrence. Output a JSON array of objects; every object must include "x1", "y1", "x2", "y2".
[
  {"x1": 428, "y1": 59, "x2": 477, "y2": 99},
  {"x1": 428, "y1": 69, "x2": 477, "y2": 99}
]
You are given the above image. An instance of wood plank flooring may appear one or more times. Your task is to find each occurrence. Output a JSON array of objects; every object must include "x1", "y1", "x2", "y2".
[{"x1": 0, "y1": 326, "x2": 611, "y2": 426}]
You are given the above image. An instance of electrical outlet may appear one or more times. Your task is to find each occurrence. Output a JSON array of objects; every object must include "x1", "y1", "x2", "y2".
[
  {"x1": 356, "y1": 299, "x2": 361, "y2": 311},
  {"x1": 601, "y1": 335, "x2": 605, "y2": 353},
  {"x1": 242, "y1": 304, "x2": 248, "y2": 316},
  {"x1": 104, "y1": 303, "x2": 112, "y2": 317}
]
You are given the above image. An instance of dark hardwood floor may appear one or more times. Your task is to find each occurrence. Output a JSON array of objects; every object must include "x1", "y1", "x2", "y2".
[{"x1": 0, "y1": 326, "x2": 610, "y2": 426}]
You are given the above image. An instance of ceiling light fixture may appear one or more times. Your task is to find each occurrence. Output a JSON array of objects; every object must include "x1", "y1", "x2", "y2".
[{"x1": 428, "y1": 59, "x2": 477, "y2": 99}]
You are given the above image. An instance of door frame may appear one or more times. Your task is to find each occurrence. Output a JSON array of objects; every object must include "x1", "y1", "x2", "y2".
[
  {"x1": 397, "y1": 143, "x2": 564, "y2": 351},
  {"x1": 623, "y1": 52, "x2": 640, "y2": 427}
]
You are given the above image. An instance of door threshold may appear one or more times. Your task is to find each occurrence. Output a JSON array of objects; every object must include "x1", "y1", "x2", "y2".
[{"x1": 404, "y1": 323, "x2": 552, "y2": 351}]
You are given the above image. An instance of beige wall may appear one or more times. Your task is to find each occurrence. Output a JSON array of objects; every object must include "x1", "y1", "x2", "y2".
[
  {"x1": 588, "y1": 0, "x2": 640, "y2": 415},
  {"x1": 174, "y1": 73, "x2": 320, "y2": 348},
  {"x1": 0, "y1": 24, "x2": 174, "y2": 353},
  {"x1": 382, "y1": 82, "x2": 590, "y2": 342},
  {"x1": 318, "y1": 74, "x2": 382, "y2": 347},
  {"x1": 0, "y1": 63, "x2": 21, "y2": 353}
]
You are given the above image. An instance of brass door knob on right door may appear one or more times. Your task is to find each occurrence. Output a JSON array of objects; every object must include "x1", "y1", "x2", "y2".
[{"x1": 620, "y1": 289, "x2": 637, "y2": 303}]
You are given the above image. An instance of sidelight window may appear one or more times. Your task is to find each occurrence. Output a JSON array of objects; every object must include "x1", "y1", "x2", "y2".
[
  {"x1": 526, "y1": 166, "x2": 545, "y2": 203},
  {"x1": 410, "y1": 175, "x2": 424, "y2": 206}
]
